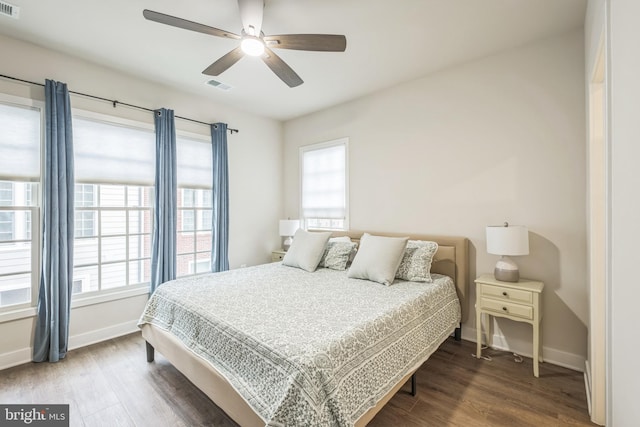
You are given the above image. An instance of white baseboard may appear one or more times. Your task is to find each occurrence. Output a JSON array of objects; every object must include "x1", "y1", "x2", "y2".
[
  {"x1": 0, "y1": 320, "x2": 139, "y2": 371},
  {"x1": 68, "y1": 320, "x2": 139, "y2": 351},
  {"x1": 461, "y1": 326, "x2": 585, "y2": 372},
  {"x1": 0, "y1": 347, "x2": 33, "y2": 371}
]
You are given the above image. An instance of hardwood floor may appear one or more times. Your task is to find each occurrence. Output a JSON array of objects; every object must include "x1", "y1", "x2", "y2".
[{"x1": 0, "y1": 333, "x2": 594, "y2": 426}]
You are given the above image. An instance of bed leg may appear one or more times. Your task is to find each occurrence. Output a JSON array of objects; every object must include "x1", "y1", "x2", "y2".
[
  {"x1": 410, "y1": 373, "x2": 417, "y2": 397},
  {"x1": 454, "y1": 324, "x2": 462, "y2": 341},
  {"x1": 146, "y1": 341, "x2": 155, "y2": 362}
]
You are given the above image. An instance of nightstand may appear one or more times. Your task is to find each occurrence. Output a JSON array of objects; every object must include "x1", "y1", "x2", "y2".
[
  {"x1": 475, "y1": 273, "x2": 544, "y2": 377},
  {"x1": 271, "y1": 250, "x2": 286, "y2": 262}
]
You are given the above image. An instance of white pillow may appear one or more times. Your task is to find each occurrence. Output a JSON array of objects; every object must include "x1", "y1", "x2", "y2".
[
  {"x1": 282, "y1": 229, "x2": 332, "y2": 272},
  {"x1": 395, "y1": 240, "x2": 439, "y2": 282},
  {"x1": 347, "y1": 233, "x2": 408, "y2": 285}
]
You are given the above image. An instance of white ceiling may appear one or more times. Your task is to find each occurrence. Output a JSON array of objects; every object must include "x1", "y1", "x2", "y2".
[{"x1": 0, "y1": 0, "x2": 587, "y2": 121}]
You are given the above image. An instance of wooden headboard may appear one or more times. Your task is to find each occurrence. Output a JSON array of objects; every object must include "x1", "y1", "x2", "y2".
[{"x1": 329, "y1": 231, "x2": 470, "y2": 323}]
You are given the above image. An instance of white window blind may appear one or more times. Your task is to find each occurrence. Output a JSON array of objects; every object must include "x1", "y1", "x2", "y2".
[
  {"x1": 0, "y1": 98, "x2": 42, "y2": 310},
  {"x1": 301, "y1": 140, "x2": 347, "y2": 220},
  {"x1": 0, "y1": 103, "x2": 41, "y2": 181},
  {"x1": 177, "y1": 136, "x2": 212, "y2": 189},
  {"x1": 73, "y1": 116, "x2": 155, "y2": 185}
]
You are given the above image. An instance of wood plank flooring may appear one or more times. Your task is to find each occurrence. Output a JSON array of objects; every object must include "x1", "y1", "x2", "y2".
[{"x1": 0, "y1": 333, "x2": 594, "y2": 426}]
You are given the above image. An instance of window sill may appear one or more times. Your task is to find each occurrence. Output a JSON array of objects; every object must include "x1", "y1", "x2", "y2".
[
  {"x1": 0, "y1": 286, "x2": 150, "y2": 324},
  {"x1": 0, "y1": 306, "x2": 37, "y2": 324},
  {"x1": 72, "y1": 285, "x2": 150, "y2": 309}
]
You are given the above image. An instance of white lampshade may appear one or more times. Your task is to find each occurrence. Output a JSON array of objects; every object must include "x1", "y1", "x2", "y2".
[
  {"x1": 486, "y1": 224, "x2": 529, "y2": 282},
  {"x1": 486, "y1": 225, "x2": 529, "y2": 256},
  {"x1": 279, "y1": 220, "x2": 300, "y2": 237}
]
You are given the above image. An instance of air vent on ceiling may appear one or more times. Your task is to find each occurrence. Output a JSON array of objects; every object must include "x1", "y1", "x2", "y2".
[
  {"x1": 206, "y1": 79, "x2": 233, "y2": 92},
  {"x1": 0, "y1": 1, "x2": 19, "y2": 19}
]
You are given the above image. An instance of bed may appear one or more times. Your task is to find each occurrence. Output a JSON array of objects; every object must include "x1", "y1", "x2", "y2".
[{"x1": 139, "y1": 231, "x2": 469, "y2": 426}]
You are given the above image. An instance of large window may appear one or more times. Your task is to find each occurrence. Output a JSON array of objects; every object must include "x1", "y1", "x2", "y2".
[
  {"x1": 72, "y1": 114, "x2": 155, "y2": 295},
  {"x1": 176, "y1": 135, "x2": 212, "y2": 277},
  {"x1": 300, "y1": 138, "x2": 349, "y2": 230},
  {"x1": 0, "y1": 99, "x2": 41, "y2": 309},
  {"x1": 0, "y1": 96, "x2": 219, "y2": 309},
  {"x1": 72, "y1": 184, "x2": 153, "y2": 294}
]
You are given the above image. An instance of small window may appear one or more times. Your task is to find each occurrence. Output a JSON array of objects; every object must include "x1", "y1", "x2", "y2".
[
  {"x1": 75, "y1": 184, "x2": 96, "y2": 238},
  {"x1": 300, "y1": 138, "x2": 349, "y2": 230},
  {"x1": 189, "y1": 258, "x2": 211, "y2": 275},
  {"x1": 177, "y1": 188, "x2": 213, "y2": 278},
  {"x1": 0, "y1": 287, "x2": 29, "y2": 307},
  {"x1": 0, "y1": 181, "x2": 39, "y2": 309}
]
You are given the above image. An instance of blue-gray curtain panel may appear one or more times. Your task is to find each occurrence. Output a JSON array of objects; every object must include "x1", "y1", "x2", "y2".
[
  {"x1": 211, "y1": 123, "x2": 229, "y2": 272},
  {"x1": 33, "y1": 79, "x2": 75, "y2": 363},
  {"x1": 150, "y1": 108, "x2": 177, "y2": 294}
]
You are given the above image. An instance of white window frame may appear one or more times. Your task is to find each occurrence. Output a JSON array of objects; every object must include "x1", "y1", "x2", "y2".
[
  {"x1": 72, "y1": 183, "x2": 153, "y2": 298},
  {"x1": 0, "y1": 94, "x2": 44, "y2": 314},
  {"x1": 176, "y1": 131, "x2": 213, "y2": 279},
  {"x1": 75, "y1": 184, "x2": 96, "y2": 238},
  {"x1": 177, "y1": 187, "x2": 213, "y2": 278},
  {"x1": 188, "y1": 258, "x2": 211, "y2": 275},
  {"x1": 299, "y1": 137, "x2": 349, "y2": 231},
  {"x1": 71, "y1": 109, "x2": 156, "y2": 299}
]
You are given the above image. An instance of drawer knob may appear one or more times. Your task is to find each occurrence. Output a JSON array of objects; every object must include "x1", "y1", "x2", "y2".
[
  {"x1": 502, "y1": 291, "x2": 508, "y2": 296},
  {"x1": 502, "y1": 306, "x2": 508, "y2": 311}
]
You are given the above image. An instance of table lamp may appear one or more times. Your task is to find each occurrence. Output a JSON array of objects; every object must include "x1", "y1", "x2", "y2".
[
  {"x1": 486, "y1": 222, "x2": 529, "y2": 282},
  {"x1": 279, "y1": 219, "x2": 300, "y2": 251}
]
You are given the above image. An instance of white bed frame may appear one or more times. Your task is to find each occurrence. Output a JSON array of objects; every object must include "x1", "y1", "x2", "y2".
[{"x1": 141, "y1": 231, "x2": 469, "y2": 426}]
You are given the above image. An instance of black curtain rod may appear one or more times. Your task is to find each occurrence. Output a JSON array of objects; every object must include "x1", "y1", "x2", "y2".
[{"x1": 0, "y1": 73, "x2": 239, "y2": 134}]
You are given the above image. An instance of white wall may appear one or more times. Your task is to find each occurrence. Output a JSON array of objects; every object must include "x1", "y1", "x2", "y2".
[
  {"x1": 607, "y1": 0, "x2": 640, "y2": 424},
  {"x1": 0, "y1": 34, "x2": 283, "y2": 369},
  {"x1": 283, "y1": 30, "x2": 587, "y2": 369}
]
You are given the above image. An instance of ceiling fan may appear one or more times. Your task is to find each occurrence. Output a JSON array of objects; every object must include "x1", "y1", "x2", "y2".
[{"x1": 143, "y1": 0, "x2": 347, "y2": 88}]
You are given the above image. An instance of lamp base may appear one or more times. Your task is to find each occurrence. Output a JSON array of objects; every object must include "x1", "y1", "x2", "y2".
[
  {"x1": 494, "y1": 256, "x2": 520, "y2": 282},
  {"x1": 283, "y1": 236, "x2": 293, "y2": 251}
]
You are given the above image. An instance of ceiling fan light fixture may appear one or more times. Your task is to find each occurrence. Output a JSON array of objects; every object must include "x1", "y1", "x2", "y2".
[{"x1": 241, "y1": 36, "x2": 265, "y2": 56}]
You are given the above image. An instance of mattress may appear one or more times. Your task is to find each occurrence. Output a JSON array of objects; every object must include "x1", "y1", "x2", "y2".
[{"x1": 138, "y1": 262, "x2": 461, "y2": 426}]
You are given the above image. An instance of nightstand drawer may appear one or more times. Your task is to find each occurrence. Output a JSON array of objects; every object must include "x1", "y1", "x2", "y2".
[
  {"x1": 480, "y1": 298, "x2": 533, "y2": 320},
  {"x1": 271, "y1": 251, "x2": 286, "y2": 262},
  {"x1": 481, "y1": 284, "x2": 533, "y2": 304}
]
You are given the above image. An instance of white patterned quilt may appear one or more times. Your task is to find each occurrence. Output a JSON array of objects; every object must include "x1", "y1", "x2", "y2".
[{"x1": 138, "y1": 262, "x2": 461, "y2": 427}]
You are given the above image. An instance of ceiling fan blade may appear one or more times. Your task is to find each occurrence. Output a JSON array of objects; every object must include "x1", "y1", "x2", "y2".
[
  {"x1": 262, "y1": 47, "x2": 303, "y2": 88},
  {"x1": 143, "y1": 9, "x2": 240, "y2": 40},
  {"x1": 263, "y1": 34, "x2": 347, "y2": 52},
  {"x1": 237, "y1": 0, "x2": 264, "y2": 36},
  {"x1": 202, "y1": 47, "x2": 245, "y2": 76}
]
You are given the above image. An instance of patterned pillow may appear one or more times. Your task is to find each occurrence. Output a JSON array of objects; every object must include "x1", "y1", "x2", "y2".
[
  {"x1": 395, "y1": 240, "x2": 439, "y2": 282},
  {"x1": 319, "y1": 241, "x2": 357, "y2": 270}
]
